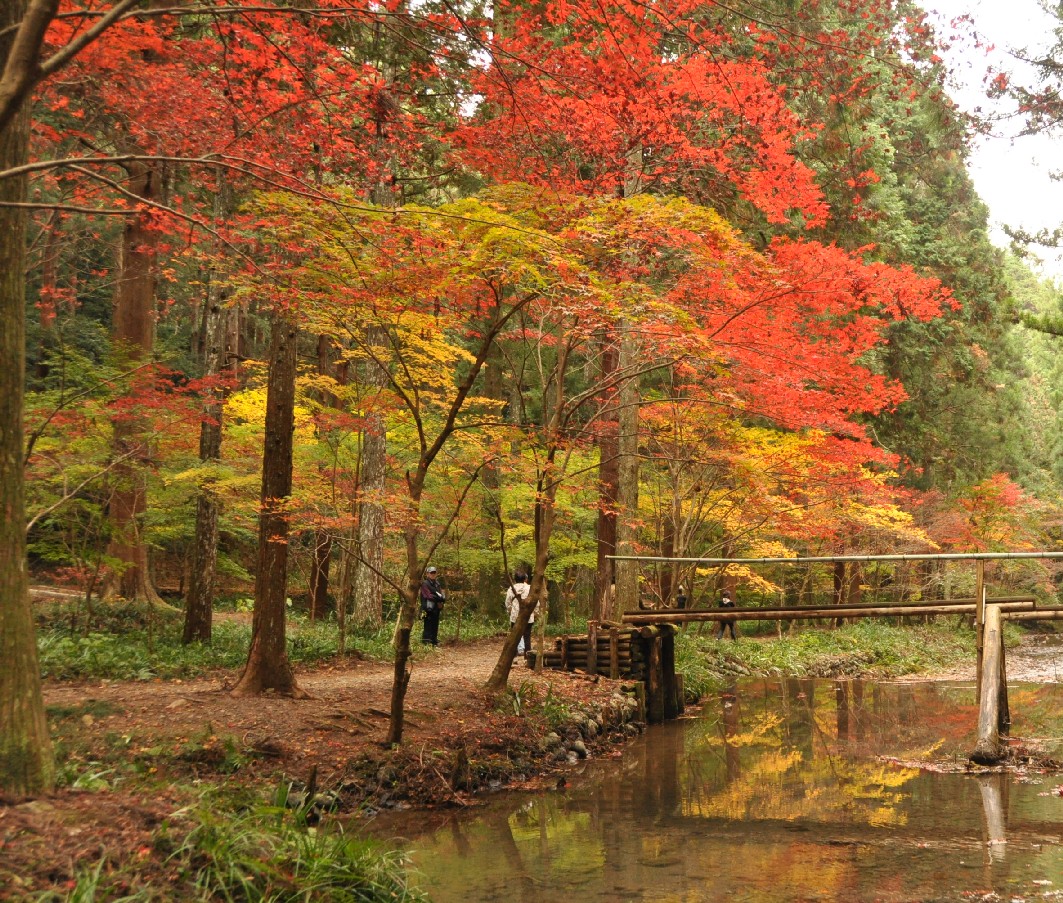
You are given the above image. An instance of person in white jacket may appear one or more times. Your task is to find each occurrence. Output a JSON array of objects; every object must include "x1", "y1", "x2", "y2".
[{"x1": 505, "y1": 573, "x2": 535, "y2": 660}]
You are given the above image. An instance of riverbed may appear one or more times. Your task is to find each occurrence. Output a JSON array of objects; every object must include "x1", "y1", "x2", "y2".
[{"x1": 365, "y1": 639, "x2": 1063, "y2": 902}]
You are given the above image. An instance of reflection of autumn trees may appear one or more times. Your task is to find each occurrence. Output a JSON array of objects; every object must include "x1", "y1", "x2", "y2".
[
  {"x1": 676, "y1": 680, "x2": 985, "y2": 830},
  {"x1": 399, "y1": 681, "x2": 1027, "y2": 902}
]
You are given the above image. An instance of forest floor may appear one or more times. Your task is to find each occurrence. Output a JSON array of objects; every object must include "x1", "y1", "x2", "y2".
[{"x1": 0, "y1": 631, "x2": 640, "y2": 899}]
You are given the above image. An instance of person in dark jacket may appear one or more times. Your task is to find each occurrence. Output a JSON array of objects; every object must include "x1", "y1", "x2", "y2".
[
  {"x1": 420, "y1": 566, "x2": 445, "y2": 646},
  {"x1": 716, "y1": 589, "x2": 737, "y2": 640}
]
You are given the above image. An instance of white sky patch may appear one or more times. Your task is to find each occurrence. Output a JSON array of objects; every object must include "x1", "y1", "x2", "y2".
[{"x1": 926, "y1": 0, "x2": 1063, "y2": 276}]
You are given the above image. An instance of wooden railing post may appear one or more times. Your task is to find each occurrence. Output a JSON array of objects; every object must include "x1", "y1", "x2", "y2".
[
  {"x1": 971, "y1": 603, "x2": 1006, "y2": 765},
  {"x1": 998, "y1": 626, "x2": 1010, "y2": 737},
  {"x1": 661, "y1": 625, "x2": 678, "y2": 720},
  {"x1": 642, "y1": 626, "x2": 665, "y2": 723},
  {"x1": 975, "y1": 560, "x2": 986, "y2": 701}
]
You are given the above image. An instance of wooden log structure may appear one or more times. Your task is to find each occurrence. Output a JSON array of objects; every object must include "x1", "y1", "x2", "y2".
[
  {"x1": 970, "y1": 603, "x2": 1008, "y2": 765},
  {"x1": 536, "y1": 596, "x2": 1053, "y2": 734},
  {"x1": 534, "y1": 624, "x2": 677, "y2": 723},
  {"x1": 622, "y1": 595, "x2": 1035, "y2": 621},
  {"x1": 644, "y1": 626, "x2": 665, "y2": 723},
  {"x1": 1001, "y1": 607, "x2": 1063, "y2": 620},
  {"x1": 622, "y1": 599, "x2": 1036, "y2": 625},
  {"x1": 661, "y1": 626, "x2": 678, "y2": 720}
]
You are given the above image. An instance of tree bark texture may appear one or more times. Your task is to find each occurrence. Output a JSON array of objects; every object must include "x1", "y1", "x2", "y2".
[
  {"x1": 232, "y1": 313, "x2": 302, "y2": 696},
  {"x1": 386, "y1": 526, "x2": 424, "y2": 745},
  {"x1": 307, "y1": 334, "x2": 338, "y2": 621},
  {"x1": 0, "y1": 0, "x2": 56, "y2": 794},
  {"x1": 613, "y1": 324, "x2": 639, "y2": 619},
  {"x1": 353, "y1": 326, "x2": 388, "y2": 629},
  {"x1": 593, "y1": 340, "x2": 620, "y2": 621},
  {"x1": 108, "y1": 160, "x2": 163, "y2": 604},
  {"x1": 184, "y1": 265, "x2": 231, "y2": 643}
]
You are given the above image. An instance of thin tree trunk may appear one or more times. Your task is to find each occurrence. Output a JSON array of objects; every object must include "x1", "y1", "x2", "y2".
[
  {"x1": 386, "y1": 524, "x2": 424, "y2": 745},
  {"x1": 307, "y1": 334, "x2": 337, "y2": 621},
  {"x1": 0, "y1": 0, "x2": 55, "y2": 794},
  {"x1": 308, "y1": 531, "x2": 331, "y2": 621},
  {"x1": 184, "y1": 229, "x2": 231, "y2": 643},
  {"x1": 592, "y1": 340, "x2": 620, "y2": 621},
  {"x1": 353, "y1": 326, "x2": 388, "y2": 628},
  {"x1": 336, "y1": 524, "x2": 356, "y2": 655},
  {"x1": 35, "y1": 213, "x2": 61, "y2": 380},
  {"x1": 613, "y1": 325, "x2": 639, "y2": 619},
  {"x1": 485, "y1": 332, "x2": 573, "y2": 693},
  {"x1": 232, "y1": 313, "x2": 304, "y2": 697}
]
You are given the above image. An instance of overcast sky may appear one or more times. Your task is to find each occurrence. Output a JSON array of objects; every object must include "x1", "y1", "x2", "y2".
[{"x1": 924, "y1": 0, "x2": 1063, "y2": 276}]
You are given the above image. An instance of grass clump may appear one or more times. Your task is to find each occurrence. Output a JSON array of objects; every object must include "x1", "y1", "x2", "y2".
[
  {"x1": 676, "y1": 620, "x2": 977, "y2": 698},
  {"x1": 38, "y1": 618, "x2": 354, "y2": 681},
  {"x1": 35, "y1": 604, "x2": 515, "y2": 682},
  {"x1": 40, "y1": 791, "x2": 425, "y2": 902}
]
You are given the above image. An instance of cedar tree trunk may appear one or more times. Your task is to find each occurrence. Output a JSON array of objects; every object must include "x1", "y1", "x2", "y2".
[
  {"x1": 232, "y1": 313, "x2": 304, "y2": 697},
  {"x1": 108, "y1": 161, "x2": 163, "y2": 604},
  {"x1": 352, "y1": 326, "x2": 388, "y2": 628},
  {"x1": 0, "y1": 0, "x2": 55, "y2": 794}
]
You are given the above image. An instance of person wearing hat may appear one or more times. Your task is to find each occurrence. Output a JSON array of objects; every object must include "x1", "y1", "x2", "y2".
[
  {"x1": 716, "y1": 589, "x2": 737, "y2": 640},
  {"x1": 419, "y1": 566, "x2": 446, "y2": 646}
]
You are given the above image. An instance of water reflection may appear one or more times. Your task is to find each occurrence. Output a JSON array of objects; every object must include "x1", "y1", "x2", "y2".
[{"x1": 367, "y1": 680, "x2": 1063, "y2": 902}]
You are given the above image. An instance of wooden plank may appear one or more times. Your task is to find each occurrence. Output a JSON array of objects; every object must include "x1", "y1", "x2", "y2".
[
  {"x1": 587, "y1": 621, "x2": 598, "y2": 676},
  {"x1": 1002, "y1": 608, "x2": 1063, "y2": 619},
  {"x1": 561, "y1": 637, "x2": 570, "y2": 671},
  {"x1": 622, "y1": 601, "x2": 1036, "y2": 624},
  {"x1": 970, "y1": 603, "x2": 1005, "y2": 765},
  {"x1": 620, "y1": 595, "x2": 1035, "y2": 618},
  {"x1": 609, "y1": 628, "x2": 620, "y2": 680}
]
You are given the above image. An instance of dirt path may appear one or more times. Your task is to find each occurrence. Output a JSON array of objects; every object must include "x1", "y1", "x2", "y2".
[
  {"x1": 39, "y1": 632, "x2": 631, "y2": 809},
  {"x1": 42, "y1": 637, "x2": 539, "y2": 770}
]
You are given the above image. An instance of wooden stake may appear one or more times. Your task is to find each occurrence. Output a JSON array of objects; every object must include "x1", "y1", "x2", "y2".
[
  {"x1": 971, "y1": 603, "x2": 1005, "y2": 765},
  {"x1": 661, "y1": 626, "x2": 678, "y2": 720},
  {"x1": 975, "y1": 560, "x2": 986, "y2": 701}
]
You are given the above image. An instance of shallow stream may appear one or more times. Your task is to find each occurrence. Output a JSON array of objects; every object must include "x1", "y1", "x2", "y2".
[{"x1": 366, "y1": 651, "x2": 1063, "y2": 902}]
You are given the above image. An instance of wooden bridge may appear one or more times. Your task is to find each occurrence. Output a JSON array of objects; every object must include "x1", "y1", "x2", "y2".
[{"x1": 536, "y1": 551, "x2": 1063, "y2": 764}]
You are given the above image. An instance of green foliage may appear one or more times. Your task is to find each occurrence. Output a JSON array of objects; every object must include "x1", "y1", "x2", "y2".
[
  {"x1": 675, "y1": 621, "x2": 975, "y2": 699},
  {"x1": 40, "y1": 793, "x2": 424, "y2": 902},
  {"x1": 36, "y1": 619, "x2": 341, "y2": 681},
  {"x1": 35, "y1": 608, "x2": 519, "y2": 682}
]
